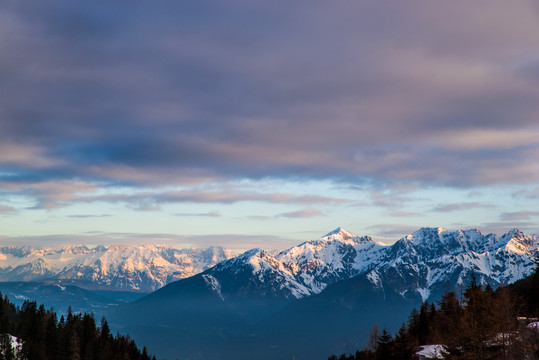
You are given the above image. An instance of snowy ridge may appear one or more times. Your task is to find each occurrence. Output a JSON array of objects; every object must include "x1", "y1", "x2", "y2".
[
  {"x1": 0, "y1": 245, "x2": 236, "y2": 292},
  {"x1": 276, "y1": 230, "x2": 384, "y2": 294},
  {"x1": 1, "y1": 227, "x2": 537, "y2": 303},
  {"x1": 201, "y1": 227, "x2": 539, "y2": 303},
  {"x1": 376, "y1": 227, "x2": 539, "y2": 301},
  {"x1": 203, "y1": 228, "x2": 387, "y2": 300}
]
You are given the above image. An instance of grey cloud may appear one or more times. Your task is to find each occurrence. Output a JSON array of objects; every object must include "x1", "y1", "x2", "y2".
[
  {"x1": 0, "y1": 178, "x2": 349, "y2": 210},
  {"x1": 1, "y1": 0, "x2": 539, "y2": 201},
  {"x1": 368, "y1": 189, "x2": 421, "y2": 209},
  {"x1": 49, "y1": 186, "x2": 347, "y2": 210},
  {"x1": 432, "y1": 202, "x2": 496, "y2": 213}
]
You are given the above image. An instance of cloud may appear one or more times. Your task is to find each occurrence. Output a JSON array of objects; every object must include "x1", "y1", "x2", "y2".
[
  {"x1": 368, "y1": 188, "x2": 421, "y2": 209},
  {"x1": 82, "y1": 188, "x2": 347, "y2": 210},
  {"x1": 278, "y1": 207, "x2": 325, "y2": 219},
  {"x1": 175, "y1": 211, "x2": 221, "y2": 218},
  {"x1": 0, "y1": 180, "x2": 99, "y2": 210},
  {"x1": 451, "y1": 221, "x2": 539, "y2": 237},
  {"x1": 431, "y1": 202, "x2": 496, "y2": 213},
  {"x1": 0, "y1": 231, "x2": 294, "y2": 251},
  {"x1": 1, "y1": 0, "x2": 539, "y2": 215},
  {"x1": 499, "y1": 211, "x2": 539, "y2": 221},
  {"x1": 0, "y1": 205, "x2": 17, "y2": 215},
  {"x1": 386, "y1": 211, "x2": 423, "y2": 218},
  {"x1": 366, "y1": 223, "x2": 421, "y2": 243},
  {"x1": 67, "y1": 214, "x2": 112, "y2": 219},
  {"x1": 513, "y1": 187, "x2": 539, "y2": 199},
  {"x1": 0, "y1": 178, "x2": 348, "y2": 210}
]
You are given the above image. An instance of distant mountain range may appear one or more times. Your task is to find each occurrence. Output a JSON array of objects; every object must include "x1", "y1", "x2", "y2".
[
  {"x1": 0, "y1": 244, "x2": 236, "y2": 292},
  {"x1": 106, "y1": 227, "x2": 539, "y2": 360}
]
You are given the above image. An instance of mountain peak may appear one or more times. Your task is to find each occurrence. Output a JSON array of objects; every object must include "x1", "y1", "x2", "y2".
[
  {"x1": 404, "y1": 227, "x2": 447, "y2": 241},
  {"x1": 322, "y1": 227, "x2": 355, "y2": 239},
  {"x1": 415, "y1": 227, "x2": 446, "y2": 235},
  {"x1": 506, "y1": 228, "x2": 525, "y2": 238},
  {"x1": 319, "y1": 227, "x2": 374, "y2": 246}
]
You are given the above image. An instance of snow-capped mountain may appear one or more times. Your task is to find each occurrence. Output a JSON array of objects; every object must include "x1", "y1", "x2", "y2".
[
  {"x1": 371, "y1": 227, "x2": 539, "y2": 301},
  {"x1": 0, "y1": 245, "x2": 236, "y2": 292},
  {"x1": 107, "y1": 227, "x2": 539, "y2": 360},
  {"x1": 205, "y1": 227, "x2": 385, "y2": 302},
  {"x1": 200, "y1": 226, "x2": 539, "y2": 304}
]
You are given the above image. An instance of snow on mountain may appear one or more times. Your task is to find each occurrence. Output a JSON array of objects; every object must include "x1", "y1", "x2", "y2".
[
  {"x1": 276, "y1": 228, "x2": 384, "y2": 294},
  {"x1": 0, "y1": 245, "x2": 236, "y2": 292},
  {"x1": 374, "y1": 227, "x2": 539, "y2": 301},
  {"x1": 199, "y1": 228, "x2": 385, "y2": 303},
  {"x1": 199, "y1": 227, "x2": 539, "y2": 304},
  {"x1": 1, "y1": 226, "x2": 536, "y2": 303},
  {"x1": 104, "y1": 227, "x2": 539, "y2": 360}
]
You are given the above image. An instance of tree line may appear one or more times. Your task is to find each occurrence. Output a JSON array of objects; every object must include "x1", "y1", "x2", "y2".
[
  {"x1": 0, "y1": 294, "x2": 156, "y2": 360},
  {"x1": 329, "y1": 263, "x2": 539, "y2": 360}
]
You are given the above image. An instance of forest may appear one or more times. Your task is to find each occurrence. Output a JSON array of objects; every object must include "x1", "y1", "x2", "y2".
[
  {"x1": 329, "y1": 263, "x2": 539, "y2": 360},
  {"x1": 0, "y1": 295, "x2": 155, "y2": 360}
]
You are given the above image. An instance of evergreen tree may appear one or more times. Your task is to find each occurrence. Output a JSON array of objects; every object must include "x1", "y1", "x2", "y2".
[
  {"x1": 392, "y1": 323, "x2": 412, "y2": 360},
  {"x1": 376, "y1": 328, "x2": 392, "y2": 360}
]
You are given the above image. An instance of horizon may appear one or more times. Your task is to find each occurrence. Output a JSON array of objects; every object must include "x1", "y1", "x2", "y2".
[{"x1": 1, "y1": 1, "x2": 539, "y2": 250}]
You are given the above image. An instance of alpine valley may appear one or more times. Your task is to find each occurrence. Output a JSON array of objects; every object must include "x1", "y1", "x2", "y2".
[{"x1": 102, "y1": 227, "x2": 538, "y2": 360}]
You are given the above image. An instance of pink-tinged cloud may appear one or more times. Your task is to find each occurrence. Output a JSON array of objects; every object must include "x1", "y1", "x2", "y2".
[
  {"x1": 500, "y1": 211, "x2": 539, "y2": 222},
  {"x1": 0, "y1": 205, "x2": 17, "y2": 215},
  {"x1": 432, "y1": 202, "x2": 496, "y2": 213},
  {"x1": 278, "y1": 207, "x2": 325, "y2": 219}
]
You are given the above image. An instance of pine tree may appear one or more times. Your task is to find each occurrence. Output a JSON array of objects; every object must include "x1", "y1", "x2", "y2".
[
  {"x1": 376, "y1": 328, "x2": 392, "y2": 360},
  {"x1": 392, "y1": 323, "x2": 412, "y2": 360}
]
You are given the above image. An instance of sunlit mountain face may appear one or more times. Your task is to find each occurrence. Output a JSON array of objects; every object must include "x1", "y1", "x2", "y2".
[{"x1": 0, "y1": 245, "x2": 236, "y2": 291}]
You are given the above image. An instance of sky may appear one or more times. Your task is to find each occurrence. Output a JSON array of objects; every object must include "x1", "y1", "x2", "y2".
[{"x1": 1, "y1": 0, "x2": 539, "y2": 250}]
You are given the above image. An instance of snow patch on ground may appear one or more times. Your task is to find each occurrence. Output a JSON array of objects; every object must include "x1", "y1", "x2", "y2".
[
  {"x1": 0, "y1": 334, "x2": 23, "y2": 358},
  {"x1": 416, "y1": 344, "x2": 448, "y2": 359}
]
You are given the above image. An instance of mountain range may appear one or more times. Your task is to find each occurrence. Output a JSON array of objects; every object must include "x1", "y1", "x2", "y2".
[
  {"x1": 0, "y1": 244, "x2": 236, "y2": 292},
  {"x1": 0, "y1": 227, "x2": 537, "y2": 359},
  {"x1": 105, "y1": 227, "x2": 539, "y2": 360}
]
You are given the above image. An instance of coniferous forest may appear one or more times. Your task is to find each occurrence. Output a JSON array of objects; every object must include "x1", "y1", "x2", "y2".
[
  {"x1": 329, "y1": 264, "x2": 539, "y2": 360},
  {"x1": 0, "y1": 295, "x2": 155, "y2": 360}
]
